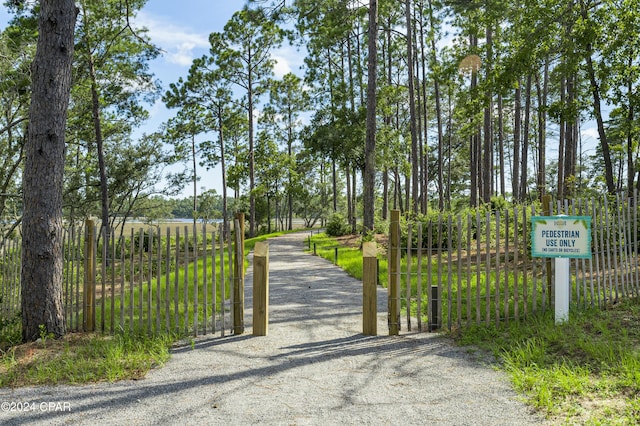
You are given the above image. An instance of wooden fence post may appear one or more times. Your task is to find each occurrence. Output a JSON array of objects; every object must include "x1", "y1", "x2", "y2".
[
  {"x1": 363, "y1": 242, "x2": 377, "y2": 336},
  {"x1": 84, "y1": 219, "x2": 95, "y2": 332},
  {"x1": 389, "y1": 210, "x2": 401, "y2": 335},
  {"x1": 253, "y1": 241, "x2": 269, "y2": 336},
  {"x1": 233, "y1": 212, "x2": 245, "y2": 335}
]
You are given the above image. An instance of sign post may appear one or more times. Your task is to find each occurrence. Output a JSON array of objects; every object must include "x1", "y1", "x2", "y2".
[{"x1": 531, "y1": 215, "x2": 591, "y2": 324}]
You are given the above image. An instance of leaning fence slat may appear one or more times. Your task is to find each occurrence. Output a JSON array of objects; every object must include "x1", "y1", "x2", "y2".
[
  {"x1": 13, "y1": 238, "x2": 20, "y2": 319},
  {"x1": 416, "y1": 224, "x2": 423, "y2": 332},
  {"x1": 496, "y1": 211, "x2": 502, "y2": 323},
  {"x1": 485, "y1": 211, "x2": 491, "y2": 324},
  {"x1": 598, "y1": 201, "x2": 608, "y2": 305},
  {"x1": 456, "y1": 215, "x2": 463, "y2": 328},
  {"x1": 202, "y1": 224, "x2": 208, "y2": 335},
  {"x1": 1, "y1": 239, "x2": 5, "y2": 316},
  {"x1": 212, "y1": 229, "x2": 217, "y2": 334},
  {"x1": 129, "y1": 228, "x2": 135, "y2": 331},
  {"x1": 475, "y1": 210, "x2": 481, "y2": 324},
  {"x1": 1, "y1": 238, "x2": 5, "y2": 317},
  {"x1": 522, "y1": 207, "x2": 528, "y2": 318},
  {"x1": 101, "y1": 227, "x2": 107, "y2": 333},
  {"x1": 147, "y1": 229, "x2": 153, "y2": 333},
  {"x1": 406, "y1": 223, "x2": 412, "y2": 332},
  {"x1": 63, "y1": 228, "x2": 69, "y2": 330},
  {"x1": 120, "y1": 236, "x2": 125, "y2": 330},
  {"x1": 603, "y1": 198, "x2": 615, "y2": 302},
  {"x1": 6, "y1": 239, "x2": 11, "y2": 318},
  {"x1": 184, "y1": 226, "x2": 190, "y2": 335},
  {"x1": 165, "y1": 228, "x2": 171, "y2": 332},
  {"x1": 621, "y1": 196, "x2": 632, "y2": 299},
  {"x1": 513, "y1": 207, "x2": 520, "y2": 321},
  {"x1": 137, "y1": 228, "x2": 144, "y2": 330},
  {"x1": 466, "y1": 214, "x2": 472, "y2": 326},
  {"x1": 632, "y1": 188, "x2": 640, "y2": 296},
  {"x1": 174, "y1": 227, "x2": 180, "y2": 333},
  {"x1": 110, "y1": 227, "x2": 116, "y2": 333},
  {"x1": 6, "y1": 239, "x2": 10, "y2": 317},
  {"x1": 504, "y1": 209, "x2": 510, "y2": 322},
  {"x1": 427, "y1": 220, "x2": 433, "y2": 330},
  {"x1": 447, "y1": 215, "x2": 453, "y2": 331},
  {"x1": 227, "y1": 223, "x2": 234, "y2": 335},
  {"x1": 437, "y1": 214, "x2": 443, "y2": 329},
  {"x1": 530, "y1": 206, "x2": 537, "y2": 313},
  {"x1": 624, "y1": 198, "x2": 634, "y2": 298},
  {"x1": 220, "y1": 226, "x2": 226, "y2": 337},
  {"x1": 193, "y1": 223, "x2": 199, "y2": 336},
  {"x1": 592, "y1": 200, "x2": 602, "y2": 307},
  {"x1": 586, "y1": 200, "x2": 596, "y2": 307},
  {"x1": 156, "y1": 227, "x2": 162, "y2": 333},
  {"x1": 612, "y1": 196, "x2": 625, "y2": 300}
]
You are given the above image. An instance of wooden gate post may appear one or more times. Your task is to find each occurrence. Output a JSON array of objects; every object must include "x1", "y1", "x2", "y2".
[
  {"x1": 363, "y1": 242, "x2": 377, "y2": 336},
  {"x1": 253, "y1": 241, "x2": 269, "y2": 336},
  {"x1": 389, "y1": 210, "x2": 401, "y2": 335},
  {"x1": 233, "y1": 212, "x2": 245, "y2": 334},
  {"x1": 84, "y1": 219, "x2": 96, "y2": 332}
]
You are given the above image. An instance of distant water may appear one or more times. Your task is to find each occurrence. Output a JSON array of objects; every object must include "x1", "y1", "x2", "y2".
[{"x1": 127, "y1": 218, "x2": 223, "y2": 224}]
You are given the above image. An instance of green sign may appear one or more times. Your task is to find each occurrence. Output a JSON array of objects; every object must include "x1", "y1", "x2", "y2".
[{"x1": 531, "y1": 216, "x2": 592, "y2": 259}]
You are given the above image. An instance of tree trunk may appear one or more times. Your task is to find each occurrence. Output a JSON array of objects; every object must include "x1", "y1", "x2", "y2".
[
  {"x1": 581, "y1": 8, "x2": 615, "y2": 194},
  {"x1": 406, "y1": 0, "x2": 419, "y2": 215},
  {"x1": 513, "y1": 81, "x2": 521, "y2": 201},
  {"x1": 248, "y1": 57, "x2": 256, "y2": 237},
  {"x1": 80, "y1": 4, "x2": 110, "y2": 252},
  {"x1": 22, "y1": 0, "x2": 77, "y2": 341},
  {"x1": 482, "y1": 26, "x2": 493, "y2": 204},
  {"x1": 520, "y1": 73, "x2": 532, "y2": 199},
  {"x1": 497, "y1": 93, "x2": 505, "y2": 197}
]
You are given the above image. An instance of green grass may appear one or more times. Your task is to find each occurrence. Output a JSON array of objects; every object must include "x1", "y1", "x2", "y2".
[
  {"x1": 91, "y1": 229, "x2": 302, "y2": 335},
  {"x1": 0, "y1": 328, "x2": 173, "y2": 387},
  {"x1": 0, "y1": 229, "x2": 304, "y2": 388},
  {"x1": 455, "y1": 301, "x2": 640, "y2": 424},
  {"x1": 308, "y1": 231, "x2": 640, "y2": 424}
]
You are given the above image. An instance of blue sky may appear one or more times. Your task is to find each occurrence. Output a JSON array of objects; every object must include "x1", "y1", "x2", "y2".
[
  {"x1": 0, "y1": 1, "x2": 304, "y2": 199},
  {"x1": 136, "y1": 1, "x2": 304, "y2": 197}
]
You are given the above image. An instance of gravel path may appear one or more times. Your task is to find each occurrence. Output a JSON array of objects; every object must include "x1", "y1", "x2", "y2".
[{"x1": 1, "y1": 232, "x2": 544, "y2": 425}]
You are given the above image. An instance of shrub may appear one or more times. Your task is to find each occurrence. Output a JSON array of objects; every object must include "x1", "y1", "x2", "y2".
[{"x1": 326, "y1": 213, "x2": 350, "y2": 236}]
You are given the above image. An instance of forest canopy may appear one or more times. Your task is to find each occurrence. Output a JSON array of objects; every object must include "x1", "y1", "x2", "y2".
[{"x1": 1, "y1": 0, "x2": 638, "y2": 238}]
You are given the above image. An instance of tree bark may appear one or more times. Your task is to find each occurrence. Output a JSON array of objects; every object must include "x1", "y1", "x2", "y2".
[
  {"x1": 406, "y1": 0, "x2": 419, "y2": 215},
  {"x1": 22, "y1": 0, "x2": 78, "y2": 341}
]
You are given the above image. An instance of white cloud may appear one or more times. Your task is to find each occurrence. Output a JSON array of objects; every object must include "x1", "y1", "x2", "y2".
[
  {"x1": 581, "y1": 127, "x2": 600, "y2": 141},
  {"x1": 272, "y1": 45, "x2": 305, "y2": 79},
  {"x1": 135, "y1": 11, "x2": 209, "y2": 67},
  {"x1": 272, "y1": 56, "x2": 292, "y2": 79}
]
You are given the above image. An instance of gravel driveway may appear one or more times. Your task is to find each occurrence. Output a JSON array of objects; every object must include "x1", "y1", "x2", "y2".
[{"x1": 1, "y1": 232, "x2": 544, "y2": 425}]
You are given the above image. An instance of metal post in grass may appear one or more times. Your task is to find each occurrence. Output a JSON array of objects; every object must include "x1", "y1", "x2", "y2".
[
  {"x1": 389, "y1": 210, "x2": 401, "y2": 335},
  {"x1": 233, "y1": 212, "x2": 245, "y2": 335},
  {"x1": 363, "y1": 242, "x2": 377, "y2": 336},
  {"x1": 84, "y1": 219, "x2": 96, "y2": 332},
  {"x1": 253, "y1": 241, "x2": 269, "y2": 336}
]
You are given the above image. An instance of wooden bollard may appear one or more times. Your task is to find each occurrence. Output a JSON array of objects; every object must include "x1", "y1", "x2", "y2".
[
  {"x1": 253, "y1": 241, "x2": 269, "y2": 336},
  {"x1": 363, "y1": 242, "x2": 377, "y2": 336},
  {"x1": 233, "y1": 213, "x2": 245, "y2": 335},
  {"x1": 389, "y1": 210, "x2": 401, "y2": 335}
]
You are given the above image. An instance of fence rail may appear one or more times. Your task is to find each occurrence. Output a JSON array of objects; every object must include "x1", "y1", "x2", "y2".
[
  {"x1": 1, "y1": 218, "x2": 245, "y2": 337},
  {"x1": 388, "y1": 195, "x2": 640, "y2": 333}
]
